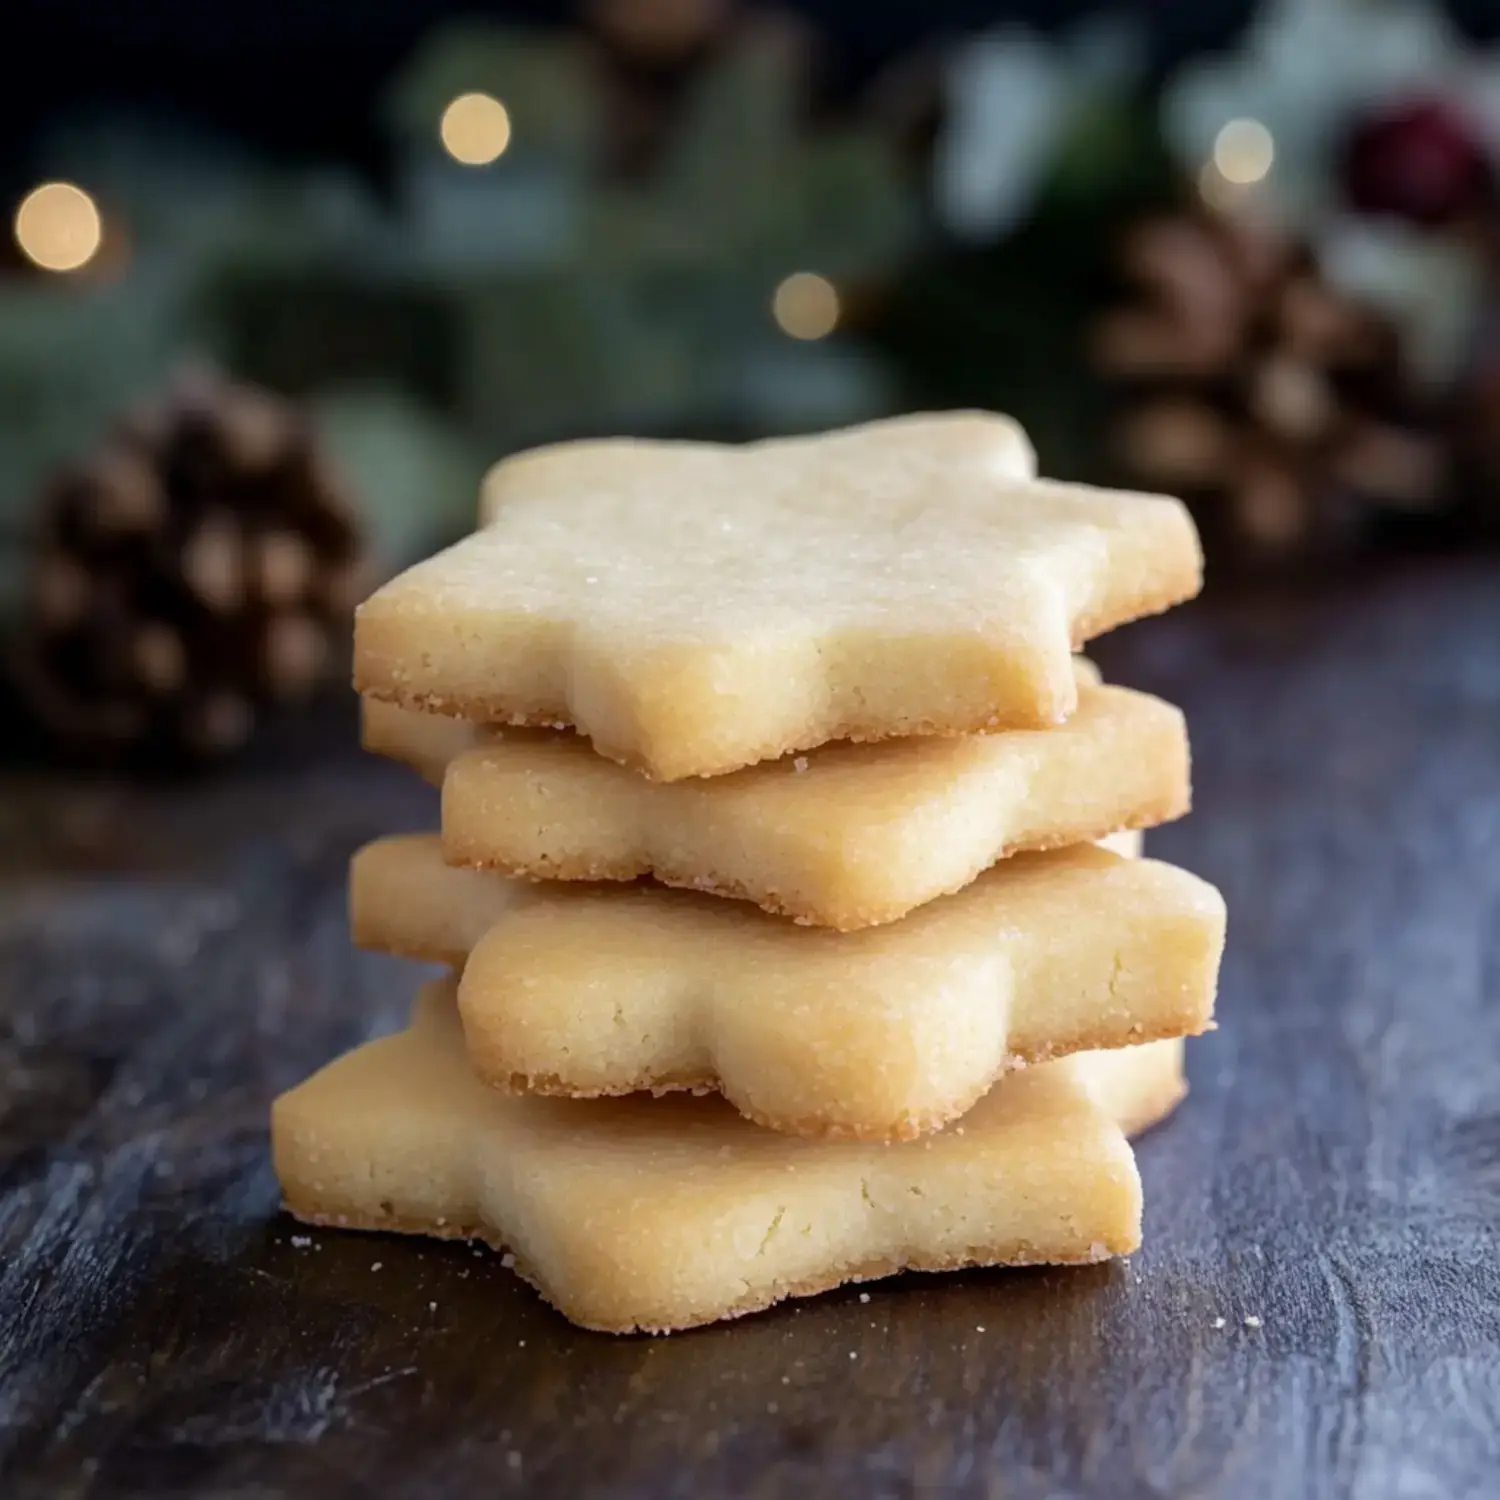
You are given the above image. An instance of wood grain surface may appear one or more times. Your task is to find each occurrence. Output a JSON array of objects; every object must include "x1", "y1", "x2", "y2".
[{"x1": 2, "y1": 561, "x2": 1498, "y2": 1499}]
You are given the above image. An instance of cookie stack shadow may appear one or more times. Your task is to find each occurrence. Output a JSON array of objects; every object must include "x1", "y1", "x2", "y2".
[{"x1": 271, "y1": 412, "x2": 1226, "y2": 1334}]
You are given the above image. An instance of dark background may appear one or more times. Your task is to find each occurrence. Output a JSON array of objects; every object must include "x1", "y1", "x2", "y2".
[
  {"x1": 3, "y1": 1, "x2": 1497, "y2": 187},
  {"x1": 0, "y1": 1, "x2": 1249, "y2": 185}
]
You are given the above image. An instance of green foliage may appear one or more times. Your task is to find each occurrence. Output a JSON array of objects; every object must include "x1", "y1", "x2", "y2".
[
  {"x1": 386, "y1": 23, "x2": 601, "y2": 170},
  {"x1": 0, "y1": 274, "x2": 185, "y2": 535},
  {"x1": 644, "y1": 37, "x2": 916, "y2": 279},
  {"x1": 874, "y1": 85, "x2": 1172, "y2": 482},
  {"x1": 1037, "y1": 89, "x2": 1175, "y2": 218},
  {"x1": 1, "y1": 15, "x2": 922, "y2": 598},
  {"x1": 312, "y1": 387, "x2": 486, "y2": 567},
  {"x1": 872, "y1": 206, "x2": 1127, "y2": 484}
]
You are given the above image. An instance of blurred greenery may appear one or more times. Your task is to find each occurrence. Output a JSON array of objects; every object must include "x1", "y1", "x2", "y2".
[
  {"x1": 311, "y1": 387, "x2": 487, "y2": 570},
  {"x1": 387, "y1": 23, "x2": 602, "y2": 170},
  {"x1": 874, "y1": 88, "x2": 1174, "y2": 481},
  {"x1": 0, "y1": 274, "x2": 185, "y2": 607},
  {"x1": 0, "y1": 17, "x2": 924, "y2": 612}
]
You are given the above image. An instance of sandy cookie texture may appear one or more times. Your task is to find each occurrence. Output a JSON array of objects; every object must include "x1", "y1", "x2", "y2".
[
  {"x1": 359, "y1": 653, "x2": 1111, "y2": 788},
  {"x1": 273, "y1": 981, "x2": 1185, "y2": 1333},
  {"x1": 363, "y1": 679, "x2": 1187, "y2": 930},
  {"x1": 349, "y1": 836, "x2": 1223, "y2": 1140},
  {"x1": 478, "y1": 412, "x2": 1034, "y2": 526},
  {"x1": 354, "y1": 411, "x2": 1200, "y2": 780}
]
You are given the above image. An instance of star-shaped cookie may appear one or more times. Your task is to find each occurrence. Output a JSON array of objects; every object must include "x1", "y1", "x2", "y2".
[
  {"x1": 363, "y1": 673, "x2": 1187, "y2": 929},
  {"x1": 272, "y1": 980, "x2": 1186, "y2": 1333},
  {"x1": 349, "y1": 835, "x2": 1223, "y2": 1139},
  {"x1": 355, "y1": 412, "x2": 1201, "y2": 779}
]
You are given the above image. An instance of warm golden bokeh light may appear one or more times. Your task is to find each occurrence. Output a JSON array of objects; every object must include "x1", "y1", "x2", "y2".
[
  {"x1": 772, "y1": 272, "x2": 839, "y2": 340},
  {"x1": 14, "y1": 182, "x2": 103, "y2": 272},
  {"x1": 1213, "y1": 118, "x2": 1275, "y2": 185},
  {"x1": 439, "y1": 92, "x2": 512, "y2": 165}
]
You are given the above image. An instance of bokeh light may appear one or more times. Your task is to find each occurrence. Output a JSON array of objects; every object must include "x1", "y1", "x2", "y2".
[
  {"x1": 772, "y1": 272, "x2": 839, "y2": 340},
  {"x1": 439, "y1": 92, "x2": 512, "y2": 165},
  {"x1": 1213, "y1": 119, "x2": 1275, "y2": 186},
  {"x1": 14, "y1": 182, "x2": 103, "y2": 272}
]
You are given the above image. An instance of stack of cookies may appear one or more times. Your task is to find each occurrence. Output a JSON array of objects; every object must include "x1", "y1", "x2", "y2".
[{"x1": 272, "y1": 412, "x2": 1226, "y2": 1334}]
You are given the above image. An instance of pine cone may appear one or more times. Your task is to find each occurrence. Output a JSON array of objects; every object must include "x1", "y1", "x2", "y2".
[
  {"x1": 16, "y1": 369, "x2": 365, "y2": 765},
  {"x1": 1093, "y1": 207, "x2": 1446, "y2": 569}
]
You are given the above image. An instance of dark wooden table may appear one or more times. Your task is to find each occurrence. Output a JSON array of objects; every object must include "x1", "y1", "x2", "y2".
[{"x1": 3, "y1": 561, "x2": 1499, "y2": 1499}]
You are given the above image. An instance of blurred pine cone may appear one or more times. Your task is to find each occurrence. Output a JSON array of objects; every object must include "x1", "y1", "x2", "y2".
[
  {"x1": 15, "y1": 368, "x2": 365, "y2": 765},
  {"x1": 1093, "y1": 207, "x2": 1446, "y2": 569}
]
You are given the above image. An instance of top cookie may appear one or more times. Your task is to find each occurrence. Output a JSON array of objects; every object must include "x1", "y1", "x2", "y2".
[
  {"x1": 475, "y1": 412, "x2": 1034, "y2": 524},
  {"x1": 355, "y1": 411, "x2": 1200, "y2": 780}
]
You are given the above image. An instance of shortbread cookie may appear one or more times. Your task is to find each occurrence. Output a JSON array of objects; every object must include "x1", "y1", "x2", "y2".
[
  {"x1": 272, "y1": 980, "x2": 1186, "y2": 1333},
  {"x1": 478, "y1": 413, "x2": 1035, "y2": 525},
  {"x1": 362, "y1": 696, "x2": 479, "y2": 783},
  {"x1": 1098, "y1": 828, "x2": 1143, "y2": 858},
  {"x1": 349, "y1": 835, "x2": 1222, "y2": 1139},
  {"x1": 354, "y1": 412, "x2": 1201, "y2": 779},
  {"x1": 359, "y1": 653, "x2": 1116, "y2": 788},
  {"x1": 366, "y1": 678, "x2": 1186, "y2": 929},
  {"x1": 359, "y1": 659, "x2": 1146, "y2": 873}
]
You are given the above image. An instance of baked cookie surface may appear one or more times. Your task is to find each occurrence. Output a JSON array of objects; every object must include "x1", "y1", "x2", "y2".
[
  {"x1": 349, "y1": 836, "x2": 1222, "y2": 1139},
  {"x1": 365, "y1": 679, "x2": 1188, "y2": 929},
  {"x1": 354, "y1": 412, "x2": 1200, "y2": 780},
  {"x1": 272, "y1": 981, "x2": 1186, "y2": 1333}
]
